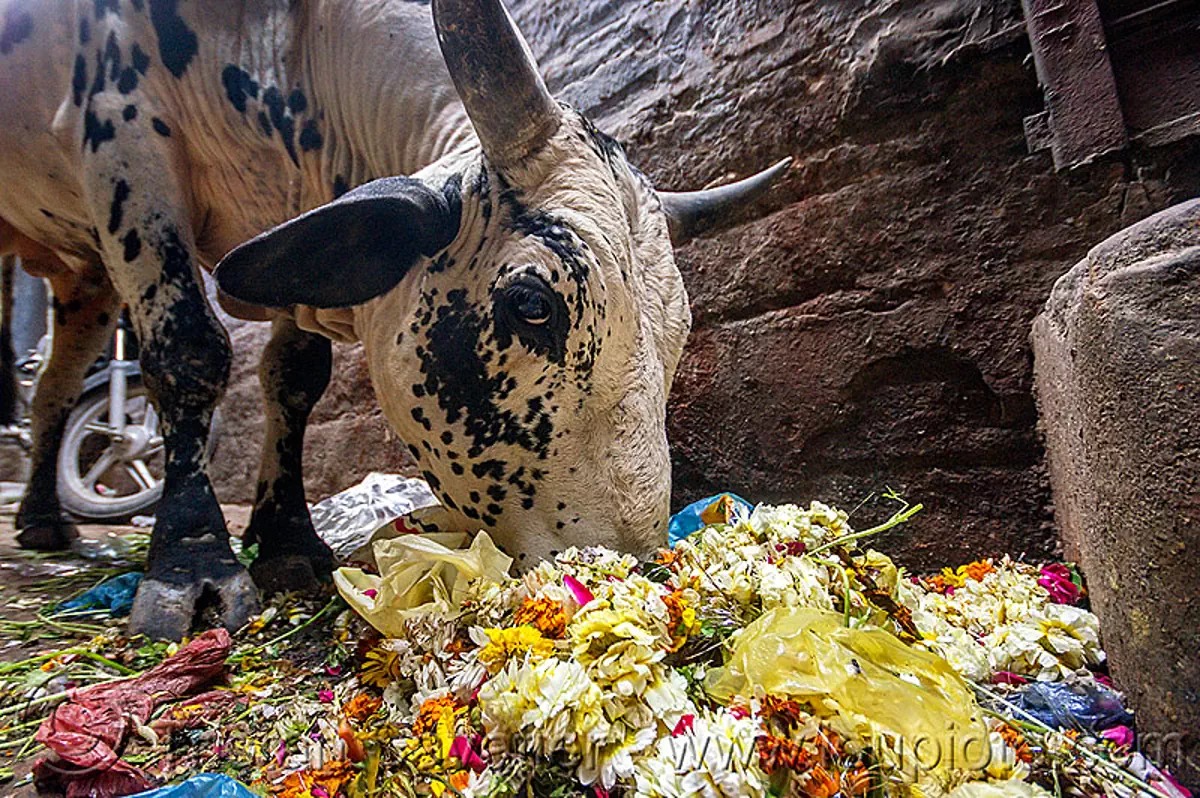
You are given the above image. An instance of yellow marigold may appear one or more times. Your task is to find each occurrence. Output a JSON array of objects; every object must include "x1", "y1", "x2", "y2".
[
  {"x1": 360, "y1": 646, "x2": 403, "y2": 688},
  {"x1": 413, "y1": 695, "x2": 461, "y2": 737},
  {"x1": 939, "y1": 567, "x2": 967, "y2": 588},
  {"x1": 662, "y1": 591, "x2": 698, "y2": 650},
  {"x1": 476, "y1": 626, "x2": 556, "y2": 673},
  {"x1": 343, "y1": 693, "x2": 382, "y2": 723},
  {"x1": 513, "y1": 596, "x2": 568, "y2": 638}
]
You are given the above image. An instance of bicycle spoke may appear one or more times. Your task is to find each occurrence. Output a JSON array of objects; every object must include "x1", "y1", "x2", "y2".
[
  {"x1": 128, "y1": 460, "x2": 157, "y2": 491},
  {"x1": 81, "y1": 450, "x2": 118, "y2": 490}
]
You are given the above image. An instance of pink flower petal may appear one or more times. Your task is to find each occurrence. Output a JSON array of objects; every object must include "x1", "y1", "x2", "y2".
[
  {"x1": 274, "y1": 739, "x2": 287, "y2": 767},
  {"x1": 318, "y1": 689, "x2": 334, "y2": 703},
  {"x1": 362, "y1": 588, "x2": 378, "y2": 599},
  {"x1": 450, "y1": 735, "x2": 487, "y2": 772},
  {"x1": 564, "y1": 574, "x2": 594, "y2": 606},
  {"x1": 1101, "y1": 725, "x2": 1134, "y2": 748},
  {"x1": 325, "y1": 665, "x2": 343, "y2": 677},
  {"x1": 991, "y1": 671, "x2": 1029, "y2": 686},
  {"x1": 672, "y1": 714, "x2": 695, "y2": 736}
]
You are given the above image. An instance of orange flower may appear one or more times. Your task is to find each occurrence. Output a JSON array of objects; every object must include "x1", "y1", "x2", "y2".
[
  {"x1": 802, "y1": 764, "x2": 841, "y2": 798},
  {"x1": 449, "y1": 770, "x2": 472, "y2": 791},
  {"x1": 342, "y1": 693, "x2": 382, "y2": 724},
  {"x1": 963, "y1": 560, "x2": 995, "y2": 582},
  {"x1": 653, "y1": 549, "x2": 678, "y2": 567},
  {"x1": 513, "y1": 596, "x2": 567, "y2": 639},
  {"x1": 998, "y1": 723, "x2": 1034, "y2": 763},
  {"x1": 759, "y1": 695, "x2": 808, "y2": 732},
  {"x1": 662, "y1": 590, "x2": 698, "y2": 650},
  {"x1": 756, "y1": 735, "x2": 811, "y2": 774},
  {"x1": 273, "y1": 760, "x2": 356, "y2": 798},
  {"x1": 412, "y1": 695, "x2": 460, "y2": 737}
]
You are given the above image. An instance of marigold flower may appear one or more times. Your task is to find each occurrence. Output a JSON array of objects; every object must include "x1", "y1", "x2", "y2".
[
  {"x1": 756, "y1": 734, "x2": 811, "y2": 774},
  {"x1": 997, "y1": 723, "x2": 1034, "y2": 763},
  {"x1": 476, "y1": 626, "x2": 556, "y2": 673},
  {"x1": 342, "y1": 693, "x2": 382, "y2": 724},
  {"x1": 272, "y1": 760, "x2": 356, "y2": 798},
  {"x1": 662, "y1": 591, "x2": 698, "y2": 650},
  {"x1": 359, "y1": 646, "x2": 403, "y2": 688},
  {"x1": 962, "y1": 560, "x2": 995, "y2": 582},
  {"x1": 513, "y1": 595, "x2": 568, "y2": 638},
  {"x1": 413, "y1": 695, "x2": 461, "y2": 737},
  {"x1": 758, "y1": 695, "x2": 808, "y2": 733}
]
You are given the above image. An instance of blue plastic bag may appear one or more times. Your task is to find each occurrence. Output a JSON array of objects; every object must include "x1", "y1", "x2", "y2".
[
  {"x1": 57, "y1": 572, "x2": 143, "y2": 617},
  {"x1": 129, "y1": 774, "x2": 257, "y2": 798},
  {"x1": 668, "y1": 492, "x2": 754, "y2": 547},
  {"x1": 1000, "y1": 680, "x2": 1134, "y2": 731}
]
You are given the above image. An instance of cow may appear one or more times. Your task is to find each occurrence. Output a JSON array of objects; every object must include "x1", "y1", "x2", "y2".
[{"x1": 0, "y1": 0, "x2": 788, "y2": 639}]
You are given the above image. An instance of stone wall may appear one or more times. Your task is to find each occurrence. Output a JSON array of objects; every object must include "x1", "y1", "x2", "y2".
[{"x1": 208, "y1": 0, "x2": 1200, "y2": 568}]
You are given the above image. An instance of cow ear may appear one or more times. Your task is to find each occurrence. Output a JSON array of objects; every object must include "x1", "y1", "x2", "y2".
[{"x1": 215, "y1": 176, "x2": 461, "y2": 309}]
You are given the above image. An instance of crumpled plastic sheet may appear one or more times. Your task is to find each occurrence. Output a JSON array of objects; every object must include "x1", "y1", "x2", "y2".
[
  {"x1": 128, "y1": 774, "x2": 256, "y2": 798},
  {"x1": 993, "y1": 679, "x2": 1134, "y2": 732},
  {"x1": 668, "y1": 492, "x2": 754, "y2": 546},
  {"x1": 705, "y1": 606, "x2": 989, "y2": 779},
  {"x1": 57, "y1": 572, "x2": 143, "y2": 617},
  {"x1": 334, "y1": 530, "x2": 513, "y2": 637},
  {"x1": 309, "y1": 472, "x2": 444, "y2": 561},
  {"x1": 33, "y1": 628, "x2": 233, "y2": 798}
]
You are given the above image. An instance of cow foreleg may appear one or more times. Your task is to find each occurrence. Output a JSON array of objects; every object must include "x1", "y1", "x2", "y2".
[
  {"x1": 16, "y1": 268, "x2": 118, "y2": 550},
  {"x1": 81, "y1": 102, "x2": 257, "y2": 640},
  {"x1": 244, "y1": 317, "x2": 335, "y2": 593}
]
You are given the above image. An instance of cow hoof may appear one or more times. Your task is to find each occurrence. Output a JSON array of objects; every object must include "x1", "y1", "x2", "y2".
[
  {"x1": 250, "y1": 545, "x2": 336, "y2": 595},
  {"x1": 128, "y1": 568, "x2": 261, "y2": 641},
  {"x1": 16, "y1": 520, "x2": 78, "y2": 551}
]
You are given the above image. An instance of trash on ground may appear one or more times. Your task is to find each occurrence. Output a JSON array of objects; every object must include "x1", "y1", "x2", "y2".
[
  {"x1": 30, "y1": 629, "x2": 233, "y2": 798},
  {"x1": 127, "y1": 773, "x2": 256, "y2": 798},
  {"x1": 56, "y1": 572, "x2": 143, "y2": 617},
  {"x1": 0, "y1": 491, "x2": 1189, "y2": 798}
]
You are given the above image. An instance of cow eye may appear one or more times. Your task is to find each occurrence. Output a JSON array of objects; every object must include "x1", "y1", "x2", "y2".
[{"x1": 503, "y1": 276, "x2": 554, "y2": 326}]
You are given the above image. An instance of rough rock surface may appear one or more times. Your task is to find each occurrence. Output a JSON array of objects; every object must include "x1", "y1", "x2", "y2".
[
  {"x1": 205, "y1": 0, "x2": 1200, "y2": 568},
  {"x1": 1032, "y1": 202, "x2": 1200, "y2": 786}
]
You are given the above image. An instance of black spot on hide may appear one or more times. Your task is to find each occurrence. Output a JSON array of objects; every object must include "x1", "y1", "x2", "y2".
[{"x1": 148, "y1": 0, "x2": 197, "y2": 78}]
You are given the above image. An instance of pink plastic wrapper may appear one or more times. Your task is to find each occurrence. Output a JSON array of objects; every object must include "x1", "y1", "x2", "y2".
[{"x1": 33, "y1": 628, "x2": 233, "y2": 798}]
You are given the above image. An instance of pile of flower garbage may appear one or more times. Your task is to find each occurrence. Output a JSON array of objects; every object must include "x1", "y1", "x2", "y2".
[{"x1": 0, "y1": 493, "x2": 1191, "y2": 798}]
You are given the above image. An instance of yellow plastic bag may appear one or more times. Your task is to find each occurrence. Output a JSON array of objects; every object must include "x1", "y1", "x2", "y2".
[
  {"x1": 946, "y1": 781, "x2": 1053, "y2": 798},
  {"x1": 706, "y1": 607, "x2": 989, "y2": 780},
  {"x1": 333, "y1": 531, "x2": 512, "y2": 637}
]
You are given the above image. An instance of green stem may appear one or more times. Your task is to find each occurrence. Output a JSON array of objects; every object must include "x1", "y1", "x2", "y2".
[
  {"x1": 808, "y1": 503, "x2": 924, "y2": 557},
  {"x1": 236, "y1": 597, "x2": 341, "y2": 657},
  {"x1": 0, "y1": 648, "x2": 136, "y2": 676}
]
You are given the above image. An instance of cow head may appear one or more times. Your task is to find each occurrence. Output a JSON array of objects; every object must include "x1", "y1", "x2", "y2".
[{"x1": 215, "y1": 0, "x2": 788, "y2": 566}]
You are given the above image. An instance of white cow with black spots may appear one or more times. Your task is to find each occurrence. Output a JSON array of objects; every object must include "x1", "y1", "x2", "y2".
[{"x1": 0, "y1": 0, "x2": 788, "y2": 639}]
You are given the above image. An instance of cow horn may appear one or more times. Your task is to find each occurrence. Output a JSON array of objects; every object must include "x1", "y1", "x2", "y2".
[
  {"x1": 658, "y1": 157, "x2": 793, "y2": 245},
  {"x1": 432, "y1": 0, "x2": 561, "y2": 168}
]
